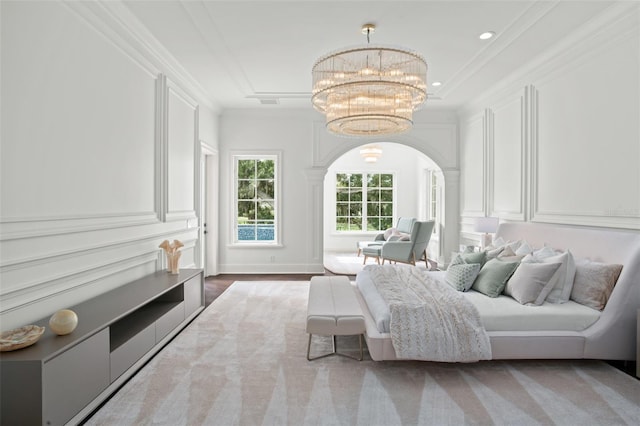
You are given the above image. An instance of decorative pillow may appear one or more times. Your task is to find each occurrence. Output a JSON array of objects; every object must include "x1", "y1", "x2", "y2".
[
  {"x1": 515, "y1": 240, "x2": 534, "y2": 256},
  {"x1": 505, "y1": 240, "x2": 522, "y2": 252},
  {"x1": 570, "y1": 260, "x2": 623, "y2": 311},
  {"x1": 484, "y1": 246, "x2": 505, "y2": 260},
  {"x1": 388, "y1": 232, "x2": 411, "y2": 241},
  {"x1": 472, "y1": 259, "x2": 520, "y2": 298},
  {"x1": 504, "y1": 262, "x2": 562, "y2": 305},
  {"x1": 450, "y1": 250, "x2": 486, "y2": 267},
  {"x1": 446, "y1": 263, "x2": 482, "y2": 292},
  {"x1": 541, "y1": 251, "x2": 576, "y2": 304},
  {"x1": 533, "y1": 245, "x2": 557, "y2": 260},
  {"x1": 490, "y1": 236, "x2": 506, "y2": 248},
  {"x1": 463, "y1": 250, "x2": 486, "y2": 265},
  {"x1": 497, "y1": 246, "x2": 525, "y2": 263},
  {"x1": 383, "y1": 228, "x2": 396, "y2": 240}
]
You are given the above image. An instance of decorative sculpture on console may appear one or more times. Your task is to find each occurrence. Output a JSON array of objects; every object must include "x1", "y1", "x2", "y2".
[{"x1": 159, "y1": 239, "x2": 184, "y2": 274}]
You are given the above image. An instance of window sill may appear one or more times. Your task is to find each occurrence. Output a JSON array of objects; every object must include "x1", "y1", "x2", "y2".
[
  {"x1": 228, "y1": 242, "x2": 284, "y2": 249},
  {"x1": 332, "y1": 231, "x2": 380, "y2": 237}
]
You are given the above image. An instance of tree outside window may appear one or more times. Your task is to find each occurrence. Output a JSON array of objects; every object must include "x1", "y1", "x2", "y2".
[
  {"x1": 336, "y1": 172, "x2": 394, "y2": 232},
  {"x1": 235, "y1": 156, "x2": 277, "y2": 242}
]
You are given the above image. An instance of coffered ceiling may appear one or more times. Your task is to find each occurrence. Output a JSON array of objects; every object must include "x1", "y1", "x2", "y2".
[{"x1": 122, "y1": 0, "x2": 615, "y2": 110}]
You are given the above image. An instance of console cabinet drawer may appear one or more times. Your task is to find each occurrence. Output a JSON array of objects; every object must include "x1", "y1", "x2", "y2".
[
  {"x1": 184, "y1": 275, "x2": 203, "y2": 317},
  {"x1": 111, "y1": 322, "x2": 156, "y2": 382},
  {"x1": 156, "y1": 302, "x2": 185, "y2": 341},
  {"x1": 43, "y1": 329, "x2": 110, "y2": 426}
]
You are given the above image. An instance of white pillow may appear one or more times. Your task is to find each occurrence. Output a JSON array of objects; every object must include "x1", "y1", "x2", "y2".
[
  {"x1": 383, "y1": 227, "x2": 396, "y2": 240},
  {"x1": 484, "y1": 246, "x2": 505, "y2": 260},
  {"x1": 515, "y1": 240, "x2": 534, "y2": 256},
  {"x1": 504, "y1": 262, "x2": 562, "y2": 305},
  {"x1": 491, "y1": 236, "x2": 506, "y2": 248},
  {"x1": 532, "y1": 245, "x2": 556, "y2": 259},
  {"x1": 544, "y1": 251, "x2": 576, "y2": 304},
  {"x1": 506, "y1": 240, "x2": 522, "y2": 252}
]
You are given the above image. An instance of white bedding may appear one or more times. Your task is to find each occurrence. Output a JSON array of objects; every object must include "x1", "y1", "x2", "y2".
[
  {"x1": 365, "y1": 265, "x2": 491, "y2": 361},
  {"x1": 357, "y1": 268, "x2": 601, "y2": 334}
]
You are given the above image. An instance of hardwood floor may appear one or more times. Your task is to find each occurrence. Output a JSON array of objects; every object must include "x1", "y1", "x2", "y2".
[{"x1": 204, "y1": 271, "x2": 354, "y2": 307}]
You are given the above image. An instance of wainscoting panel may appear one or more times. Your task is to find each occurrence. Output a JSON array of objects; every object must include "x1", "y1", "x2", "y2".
[
  {"x1": 491, "y1": 91, "x2": 527, "y2": 221},
  {"x1": 531, "y1": 19, "x2": 640, "y2": 229},
  {"x1": 166, "y1": 80, "x2": 198, "y2": 222},
  {"x1": 1, "y1": 2, "x2": 205, "y2": 331},
  {"x1": 460, "y1": 114, "x2": 486, "y2": 218},
  {"x1": 0, "y1": 1, "x2": 157, "y2": 221}
]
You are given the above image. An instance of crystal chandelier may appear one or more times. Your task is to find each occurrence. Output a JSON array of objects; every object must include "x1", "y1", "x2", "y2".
[
  {"x1": 312, "y1": 24, "x2": 427, "y2": 137},
  {"x1": 360, "y1": 145, "x2": 382, "y2": 162}
]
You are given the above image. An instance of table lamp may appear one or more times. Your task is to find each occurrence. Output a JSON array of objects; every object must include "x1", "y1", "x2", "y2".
[{"x1": 474, "y1": 217, "x2": 499, "y2": 249}]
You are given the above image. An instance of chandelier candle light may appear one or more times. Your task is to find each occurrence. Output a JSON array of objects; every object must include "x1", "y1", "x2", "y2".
[
  {"x1": 360, "y1": 145, "x2": 383, "y2": 162},
  {"x1": 312, "y1": 24, "x2": 427, "y2": 137}
]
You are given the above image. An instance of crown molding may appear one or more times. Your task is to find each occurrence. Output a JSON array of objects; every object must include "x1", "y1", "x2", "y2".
[
  {"x1": 439, "y1": 1, "x2": 559, "y2": 101},
  {"x1": 459, "y1": 1, "x2": 639, "y2": 116}
]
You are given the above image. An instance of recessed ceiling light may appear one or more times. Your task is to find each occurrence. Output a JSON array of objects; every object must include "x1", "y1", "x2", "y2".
[
  {"x1": 432, "y1": 81, "x2": 442, "y2": 87},
  {"x1": 479, "y1": 31, "x2": 495, "y2": 40}
]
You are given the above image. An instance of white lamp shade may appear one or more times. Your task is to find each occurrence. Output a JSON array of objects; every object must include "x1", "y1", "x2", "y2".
[{"x1": 474, "y1": 217, "x2": 499, "y2": 234}]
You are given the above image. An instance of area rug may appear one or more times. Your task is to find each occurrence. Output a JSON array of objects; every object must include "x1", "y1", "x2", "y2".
[{"x1": 86, "y1": 281, "x2": 640, "y2": 425}]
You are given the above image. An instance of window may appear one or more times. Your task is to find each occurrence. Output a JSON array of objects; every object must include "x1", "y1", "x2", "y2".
[
  {"x1": 336, "y1": 172, "x2": 394, "y2": 231},
  {"x1": 234, "y1": 154, "x2": 279, "y2": 244}
]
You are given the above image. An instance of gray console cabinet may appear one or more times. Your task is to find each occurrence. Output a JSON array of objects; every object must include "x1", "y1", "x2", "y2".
[{"x1": 0, "y1": 269, "x2": 204, "y2": 426}]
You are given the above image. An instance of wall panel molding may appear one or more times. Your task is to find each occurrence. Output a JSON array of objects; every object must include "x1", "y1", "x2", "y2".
[
  {"x1": 490, "y1": 87, "x2": 528, "y2": 222},
  {"x1": 460, "y1": 112, "x2": 487, "y2": 219},
  {"x1": 0, "y1": 213, "x2": 159, "y2": 241},
  {"x1": 164, "y1": 78, "x2": 198, "y2": 222},
  {"x1": 1, "y1": 226, "x2": 198, "y2": 312}
]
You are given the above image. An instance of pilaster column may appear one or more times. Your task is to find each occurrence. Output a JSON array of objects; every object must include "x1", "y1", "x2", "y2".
[{"x1": 303, "y1": 167, "x2": 328, "y2": 273}]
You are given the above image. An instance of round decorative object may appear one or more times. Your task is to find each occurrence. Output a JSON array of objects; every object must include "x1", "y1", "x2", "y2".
[
  {"x1": 49, "y1": 309, "x2": 78, "y2": 335},
  {"x1": 0, "y1": 325, "x2": 45, "y2": 351}
]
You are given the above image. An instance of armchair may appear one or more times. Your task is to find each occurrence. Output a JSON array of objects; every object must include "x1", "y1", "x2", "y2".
[
  {"x1": 381, "y1": 220, "x2": 435, "y2": 266},
  {"x1": 356, "y1": 217, "x2": 416, "y2": 256}
]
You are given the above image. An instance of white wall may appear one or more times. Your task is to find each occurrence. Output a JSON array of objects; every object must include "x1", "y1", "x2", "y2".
[
  {"x1": 219, "y1": 109, "x2": 460, "y2": 273},
  {"x1": 459, "y1": 3, "x2": 640, "y2": 245},
  {"x1": 0, "y1": 1, "x2": 218, "y2": 330}
]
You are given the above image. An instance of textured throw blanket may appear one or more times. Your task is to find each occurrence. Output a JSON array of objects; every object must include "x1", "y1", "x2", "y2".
[{"x1": 368, "y1": 265, "x2": 492, "y2": 362}]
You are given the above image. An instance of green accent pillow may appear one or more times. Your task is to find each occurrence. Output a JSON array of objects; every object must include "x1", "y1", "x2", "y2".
[
  {"x1": 451, "y1": 251, "x2": 486, "y2": 267},
  {"x1": 446, "y1": 263, "x2": 482, "y2": 291},
  {"x1": 472, "y1": 258, "x2": 520, "y2": 297}
]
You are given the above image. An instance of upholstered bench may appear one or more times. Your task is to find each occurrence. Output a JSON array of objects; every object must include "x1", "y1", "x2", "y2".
[{"x1": 306, "y1": 276, "x2": 366, "y2": 361}]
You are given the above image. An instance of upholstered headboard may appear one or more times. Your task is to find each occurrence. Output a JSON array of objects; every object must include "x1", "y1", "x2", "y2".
[{"x1": 495, "y1": 222, "x2": 640, "y2": 360}]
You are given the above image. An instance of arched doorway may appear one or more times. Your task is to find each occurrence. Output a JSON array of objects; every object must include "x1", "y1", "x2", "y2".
[{"x1": 322, "y1": 142, "x2": 445, "y2": 274}]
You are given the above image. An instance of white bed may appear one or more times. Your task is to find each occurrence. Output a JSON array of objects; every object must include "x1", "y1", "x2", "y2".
[{"x1": 354, "y1": 222, "x2": 640, "y2": 361}]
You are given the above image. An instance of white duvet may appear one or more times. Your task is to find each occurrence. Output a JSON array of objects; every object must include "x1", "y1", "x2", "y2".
[
  {"x1": 363, "y1": 265, "x2": 492, "y2": 362},
  {"x1": 357, "y1": 268, "x2": 601, "y2": 334}
]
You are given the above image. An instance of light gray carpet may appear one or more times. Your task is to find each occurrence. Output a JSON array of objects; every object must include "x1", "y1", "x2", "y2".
[{"x1": 87, "y1": 281, "x2": 640, "y2": 425}]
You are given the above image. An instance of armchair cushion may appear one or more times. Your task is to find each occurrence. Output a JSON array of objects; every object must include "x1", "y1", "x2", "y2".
[{"x1": 396, "y1": 217, "x2": 416, "y2": 234}]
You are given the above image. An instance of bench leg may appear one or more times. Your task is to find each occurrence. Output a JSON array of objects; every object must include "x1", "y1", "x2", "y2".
[{"x1": 307, "y1": 334, "x2": 363, "y2": 361}]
